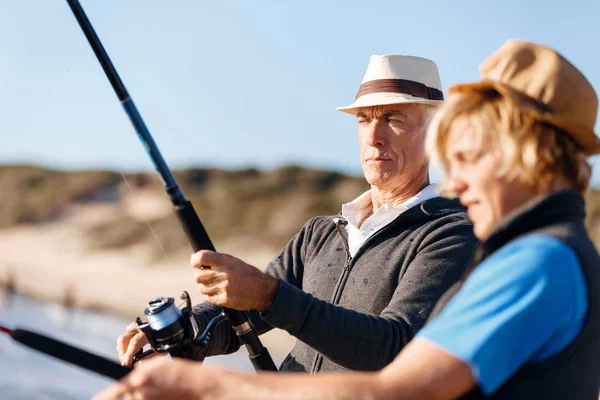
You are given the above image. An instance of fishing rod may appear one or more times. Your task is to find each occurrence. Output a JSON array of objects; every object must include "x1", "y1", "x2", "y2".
[
  {"x1": 0, "y1": 323, "x2": 129, "y2": 380},
  {"x1": 65, "y1": 0, "x2": 277, "y2": 372}
]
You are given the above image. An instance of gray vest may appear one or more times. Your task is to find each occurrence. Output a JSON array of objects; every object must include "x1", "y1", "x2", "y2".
[{"x1": 430, "y1": 190, "x2": 600, "y2": 399}]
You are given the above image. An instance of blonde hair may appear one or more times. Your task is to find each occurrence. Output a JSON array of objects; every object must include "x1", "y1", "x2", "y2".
[{"x1": 426, "y1": 89, "x2": 592, "y2": 195}]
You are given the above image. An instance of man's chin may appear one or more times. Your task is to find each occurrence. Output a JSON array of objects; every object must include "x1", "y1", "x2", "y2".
[
  {"x1": 364, "y1": 175, "x2": 395, "y2": 188},
  {"x1": 363, "y1": 164, "x2": 397, "y2": 181}
]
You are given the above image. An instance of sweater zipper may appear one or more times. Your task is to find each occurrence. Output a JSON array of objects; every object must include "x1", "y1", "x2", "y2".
[
  {"x1": 310, "y1": 217, "x2": 352, "y2": 374},
  {"x1": 331, "y1": 218, "x2": 352, "y2": 303},
  {"x1": 310, "y1": 214, "x2": 408, "y2": 373}
]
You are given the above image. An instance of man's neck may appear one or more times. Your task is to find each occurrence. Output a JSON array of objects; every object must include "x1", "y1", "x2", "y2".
[{"x1": 371, "y1": 176, "x2": 430, "y2": 212}]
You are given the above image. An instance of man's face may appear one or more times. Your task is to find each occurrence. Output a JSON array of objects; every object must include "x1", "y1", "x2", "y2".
[{"x1": 357, "y1": 104, "x2": 429, "y2": 190}]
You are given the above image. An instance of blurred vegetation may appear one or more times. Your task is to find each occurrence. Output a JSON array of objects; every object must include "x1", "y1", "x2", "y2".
[
  {"x1": 3, "y1": 165, "x2": 600, "y2": 258},
  {"x1": 0, "y1": 165, "x2": 369, "y2": 257},
  {"x1": 0, "y1": 165, "x2": 120, "y2": 227}
]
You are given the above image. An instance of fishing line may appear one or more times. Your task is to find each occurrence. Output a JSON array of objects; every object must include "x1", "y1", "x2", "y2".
[
  {"x1": 66, "y1": 49, "x2": 172, "y2": 264},
  {"x1": 119, "y1": 171, "x2": 170, "y2": 262}
]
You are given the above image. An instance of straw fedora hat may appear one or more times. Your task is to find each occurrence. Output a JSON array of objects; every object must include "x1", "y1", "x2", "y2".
[
  {"x1": 450, "y1": 39, "x2": 600, "y2": 155},
  {"x1": 337, "y1": 54, "x2": 444, "y2": 115}
]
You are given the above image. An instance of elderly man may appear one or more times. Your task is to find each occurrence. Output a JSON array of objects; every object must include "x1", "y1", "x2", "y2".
[{"x1": 117, "y1": 54, "x2": 476, "y2": 373}]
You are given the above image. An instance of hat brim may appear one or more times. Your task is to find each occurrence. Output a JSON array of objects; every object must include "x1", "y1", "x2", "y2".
[
  {"x1": 337, "y1": 92, "x2": 443, "y2": 115},
  {"x1": 449, "y1": 80, "x2": 600, "y2": 156}
]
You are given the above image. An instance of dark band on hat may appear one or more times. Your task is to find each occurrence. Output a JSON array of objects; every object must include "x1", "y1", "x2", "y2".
[{"x1": 355, "y1": 79, "x2": 444, "y2": 101}]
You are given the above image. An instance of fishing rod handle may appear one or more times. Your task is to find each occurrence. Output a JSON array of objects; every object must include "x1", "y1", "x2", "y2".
[
  {"x1": 238, "y1": 330, "x2": 278, "y2": 372},
  {"x1": 174, "y1": 200, "x2": 216, "y2": 252},
  {"x1": 249, "y1": 348, "x2": 278, "y2": 372},
  {"x1": 12, "y1": 328, "x2": 130, "y2": 380},
  {"x1": 175, "y1": 201, "x2": 278, "y2": 371},
  {"x1": 172, "y1": 200, "x2": 267, "y2": 334}
]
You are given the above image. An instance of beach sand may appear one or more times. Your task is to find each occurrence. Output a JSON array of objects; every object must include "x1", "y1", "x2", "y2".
[{"x1": 0, "y1": 199, "x2": 296, "y2": 356}]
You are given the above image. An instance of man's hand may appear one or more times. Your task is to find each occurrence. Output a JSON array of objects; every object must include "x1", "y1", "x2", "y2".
[
  {"x1": 117, "y1": 322, "x2": 164, "y2": 368},
  {"x1": 92, "y1": 357, "x2": 225, "y2": 400},
  {"x1": 191, "y1": 250, "x2": 280, "y2": 312}
]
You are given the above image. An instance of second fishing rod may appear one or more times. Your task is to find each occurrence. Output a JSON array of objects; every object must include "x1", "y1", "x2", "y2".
[{"x1": 66, "y1": 0, "x2": 277, "y2": 372}]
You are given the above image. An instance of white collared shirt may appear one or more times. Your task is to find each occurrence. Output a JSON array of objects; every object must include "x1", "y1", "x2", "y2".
[{"x1": 341, "y1": 184, "x2": 439, "y2": 257}]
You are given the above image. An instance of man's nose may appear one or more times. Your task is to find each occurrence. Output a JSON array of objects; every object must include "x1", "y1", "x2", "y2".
[{"x1": 365, "y1": 120, "x2": 387, "y2": 147}]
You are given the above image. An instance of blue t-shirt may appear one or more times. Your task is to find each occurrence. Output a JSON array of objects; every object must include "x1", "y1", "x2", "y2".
[{"x1": 417, "y1": 234, "x2": 588, "y2": 395}]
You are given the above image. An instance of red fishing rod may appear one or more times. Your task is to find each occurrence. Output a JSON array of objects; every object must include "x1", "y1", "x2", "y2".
[
  {"x1": 0, "y1": 323, "x2": 129, "y2": 380},
  {"x1": 64, "y1": 0, "x2": 277, "y2": 372}
]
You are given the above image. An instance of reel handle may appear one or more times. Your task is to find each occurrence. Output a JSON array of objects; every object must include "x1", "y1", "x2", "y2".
[{"x1": 133, "y1": 347, "x2": 158, "y2": 363}]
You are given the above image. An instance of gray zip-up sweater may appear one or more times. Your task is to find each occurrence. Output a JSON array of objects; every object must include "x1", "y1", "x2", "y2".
[{"x1": 193, "y1": 196, "x2": 477, "y2": 372}]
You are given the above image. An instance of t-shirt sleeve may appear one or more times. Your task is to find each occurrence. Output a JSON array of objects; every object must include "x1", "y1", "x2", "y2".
[{"x1": 417, "y1": 234, "x2": 587, "y2": 395}]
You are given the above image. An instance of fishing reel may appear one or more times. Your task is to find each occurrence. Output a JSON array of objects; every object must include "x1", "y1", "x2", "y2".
[{"x1": 133, "y1": 291, "x2": 226, "y2": 363}]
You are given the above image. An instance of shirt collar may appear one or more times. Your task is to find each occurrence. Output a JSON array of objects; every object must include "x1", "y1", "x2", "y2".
[{"x1": 342, "y1": 184, "x2": 439, "y2": 229}]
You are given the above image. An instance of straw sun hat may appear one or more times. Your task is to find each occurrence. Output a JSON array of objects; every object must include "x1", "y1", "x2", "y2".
[{"x1": 337, "y1": 54, "x2": 444, "y2": 115}]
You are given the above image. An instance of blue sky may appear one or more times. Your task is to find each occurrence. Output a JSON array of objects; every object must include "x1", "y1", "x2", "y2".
[{"x1": 2, "y1": 0, "x2": 600, "y2": 184}]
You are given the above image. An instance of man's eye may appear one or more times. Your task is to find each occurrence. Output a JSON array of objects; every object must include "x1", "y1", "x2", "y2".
[{"x1": 388, "y1": 117, "x2": 406, "y2": 124}]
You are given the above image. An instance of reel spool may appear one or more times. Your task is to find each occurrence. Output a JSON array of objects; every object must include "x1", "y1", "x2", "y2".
[{"x1": 133, "y1": 291, "x2": 225, "y2": 362}]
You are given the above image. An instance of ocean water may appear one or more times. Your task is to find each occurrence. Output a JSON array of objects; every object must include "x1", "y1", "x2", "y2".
[{"x1": 0, "y1": 293, "x2": 261, "y2": 399}]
